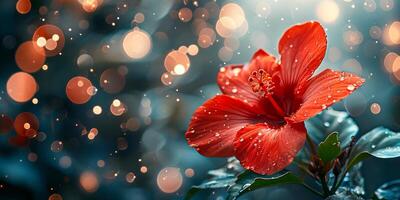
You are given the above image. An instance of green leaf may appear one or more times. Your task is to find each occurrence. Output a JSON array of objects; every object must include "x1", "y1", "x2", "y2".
[
  {"x1": 318, "y1": 132, "x2": 341, "y2": 163},
  {"x1": 305, "y1": 109, "x2": 359, "y2": 148},
  {"x1": 184, "y1": 158, "x2": 242, "y2": 200},
  {"x1": 297, "y1": 109, "x2": 358, "y2": 163},
  {"x1": 346, "y1": 127, "x2": 400, "y2": 171},
  {"x1": 373, "y1": 179, "x2": 400, "y2": 200},
  {"x1": 184, "y1": 171, "x2": 237, "y2": 200},
  {"x1": 226, "y1": 171, "x2": 303, "y2": 200}
]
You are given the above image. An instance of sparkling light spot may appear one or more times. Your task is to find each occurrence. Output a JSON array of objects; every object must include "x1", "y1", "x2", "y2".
[
  {"x1": 316, "y1": 0, "x2": 339, "y2": 23},
  {"x1": 93, "y1": 105, "x2": 102, "y2": 115},
  {"x1": 140, "y1": 166, "x2": 148, "y2": 173}
]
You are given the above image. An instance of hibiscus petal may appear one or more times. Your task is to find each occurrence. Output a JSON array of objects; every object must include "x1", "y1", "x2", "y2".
[
  {"x1": 289, "y1": 69, "x2": 365, "y2": 123},
  {"x1": 279, "y1": 21, "x2": 327, "y2": 87},
  {"x1": 186, "y1": 95, "x2": 262, "y2": 157},
  {"x1": 246, "y1": 49, "x2": 280, "y2": 76},
  {"x1": 217, "y1": 65, "x2": 260, "y2": 105},
  {"x1": 234, "y1": 123, "x2": 306, "y2": 175},
  {"x1": 217, "y1": 50, "x2": 280, "y2": 106}
]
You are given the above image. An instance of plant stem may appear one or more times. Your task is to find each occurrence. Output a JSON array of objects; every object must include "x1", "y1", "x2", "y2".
[
  {"x1": 302, "y1": 183, "x2": 324, "y2": 197},
  {"x1": 330, "y1": 173, "x2": 339, "y2": 192},
  {"x1": 331, "y1": 171, "x2": 347, "y2": 194},
  {"x1": 297, "y1": 163, "x2": 314, "y2": 177},
  {"x1": 320, "y1": 174, "x2": 330, "y2": 197},
  {"x1": 306, "y1": 134, "x2": 317, "y2": 155}
]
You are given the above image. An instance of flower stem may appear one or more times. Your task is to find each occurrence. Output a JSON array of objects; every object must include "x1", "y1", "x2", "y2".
[
  {"x1": 331, "y1": 171, "x2": 347, "y2": 194},
  {"x1": 330, "y1": 173, "x2": 339, "y2": 192},
  {"x1": 320, "y1": 174, "x2": 330, "y2": 197}
]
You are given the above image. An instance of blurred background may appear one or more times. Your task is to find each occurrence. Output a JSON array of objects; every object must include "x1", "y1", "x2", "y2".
[{"x1": 0, "y1": 0, "x2": 399, "y2": 199}]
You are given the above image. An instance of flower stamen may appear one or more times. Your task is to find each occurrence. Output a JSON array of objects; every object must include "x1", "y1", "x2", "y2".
[
  {"x1": 248, "y1": 69, "x2": 275, "y2": 97},
  {"x1": 248, "y1": 69, "x2": 286, "y2": 117}
]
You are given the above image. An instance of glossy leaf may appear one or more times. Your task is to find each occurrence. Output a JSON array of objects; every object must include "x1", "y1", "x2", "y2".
[
  {"x1": 346, "y1": 127, "x2": 400, "y2": 170},
  {"x1": 184, "y1": 158, "x2": 242, "y2": 200},
  {"x1": 184, "y1": 175, "x2": 236, "y2": 200},
  {"x1": 305, "y1": 109, "x2": 359, "y2": 148},
  {"x1": 318, "y1": 132, "x2": 341, "y2": 163},
  {"x1": 373, "y1": 179, "x2": 400, "y2": 200},
  {"x1": 297, "y1": 109, "x2": 358, "y2": 163},
  {"x1": 227, "y1": 171, "x2": 303, "y2": 200}
]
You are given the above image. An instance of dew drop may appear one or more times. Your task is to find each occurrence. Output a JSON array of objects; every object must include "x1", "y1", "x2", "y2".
[{"x1": 347, "y1": 85, "x2": 355, "y2": 91}]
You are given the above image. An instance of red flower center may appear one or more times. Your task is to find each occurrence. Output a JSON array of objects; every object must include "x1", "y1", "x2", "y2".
[
  {"x1": 248, "y1": 69, "x2": 275, "y2": 97},
  {"x1": 248, "y1": 69, "x2": 286, "y2": 117}
]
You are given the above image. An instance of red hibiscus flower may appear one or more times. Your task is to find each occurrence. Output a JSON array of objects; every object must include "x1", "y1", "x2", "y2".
[{"x1": 185, "y1": 21, "x2": 364, "y2": 175}]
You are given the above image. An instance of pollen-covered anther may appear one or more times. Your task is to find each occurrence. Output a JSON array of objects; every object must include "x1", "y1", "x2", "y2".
[{"x1": 248, "y1": 69, "x2": 275, "y2": 97}]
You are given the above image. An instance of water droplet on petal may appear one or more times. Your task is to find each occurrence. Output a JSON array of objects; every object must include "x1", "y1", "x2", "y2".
[{"x1": 347, "y1": 85, "x2": 355, "y2": 91}]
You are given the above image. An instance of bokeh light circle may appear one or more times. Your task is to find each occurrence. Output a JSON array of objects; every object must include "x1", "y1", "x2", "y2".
[
  {"x1": 81, "y1": 0, "x2": 100, "y2": 13},
  {"x1": 178, "y1": 8, "x2": 192, "y2": 22},
  {"x1": 384, "y1": 52, "x2": 398, "y2": 73},
  {"x1": 7, "y1": 72, "x2": 37, "y2": 103},
  {"x1": 219, "y1": 3, "x2": 245, "y2": 28},
  {"x1": 50, "y1": 140, "x2": 63, "y2": 152},
  {"x1": 123, "y1": 29, "x2": 152, "y2": 59},
  {"x1": 15, "y1": 41, "x2": 46, "y2": 73},
  {"x1": 388, "y1": 21, "x2": 400, "y2": 44},
  {"x1": 66, "y1": 76, "x2": 93, "y2": 104},
  {"x1": 16, "y1": 0, "x2": 31, "y2": 14},
  {"x1": 32, "y1": 24, "x2": 65, "y2": 57},
  {"x1": 133, "y1": 13, "x2": 145, "y2": 24},
  {"x1": 316, "y1": 0, "x2": 339, "y2": 23},
  {"x1": 110, "y1": 99, "x2": 126, "y2": 116},
  {"x1": 77, "y1": 53, "x2": 93, "y2": 68},
  {"x1": 187, "y1": 44, "x2": 199, "y2": 56},
  {"x1": 161, "y1": 72, "x2": 174, "y2": 86},
  {"x1": 48, "y1": 193, "x2": 63, "y2": 200},
  {"x1": 157, "y1": 167, "x2": 183, "y2": 193},
  {"x1": 100, "y1": 68, "x2": 126, "y2": 94},
  {"x1": 14, "y1": 112, "x2": 39, "y2": 138},
  {"x1": 126, "y1": 172, "x2": 136, "y2": 183},
  {"x1": 370, "y1": 103, "x2": 381, "y2": 115},
  {"x1": 80, "y1": 171, "x2": 99, "y2": 193},
  {"x1": 164, "y1": 50, "x2": 190, "y2": 75}
]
